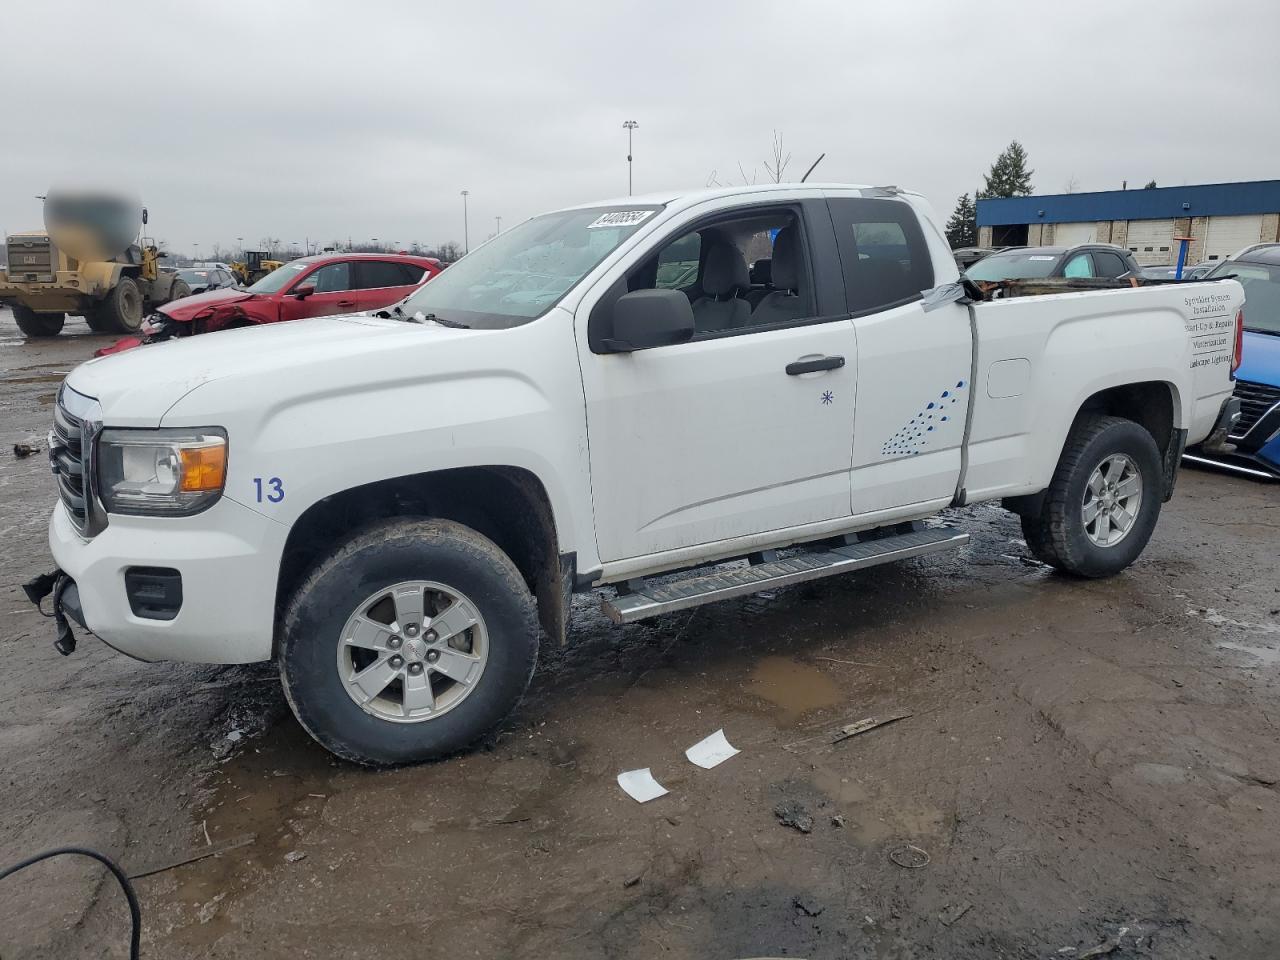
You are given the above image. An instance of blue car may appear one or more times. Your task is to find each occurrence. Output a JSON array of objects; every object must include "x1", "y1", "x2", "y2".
[{"x1": 1185, "y1": 244, "x2": 1280, "y2": 479}]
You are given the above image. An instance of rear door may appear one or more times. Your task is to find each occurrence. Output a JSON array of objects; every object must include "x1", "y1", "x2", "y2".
[
  {"x1": 826, "y1": 196, "x2": 972, "y2": 515},
  {"x1": 279, "y1": 261, "x2": 359, "y2": 321},
  {"x1": 354, "y1": 260, "x2": 426, "y2": 311}
]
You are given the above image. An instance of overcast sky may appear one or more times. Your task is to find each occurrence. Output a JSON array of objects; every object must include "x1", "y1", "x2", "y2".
[{"x1": 2, "y1": 0, "x2": 1277, "y2": 255}]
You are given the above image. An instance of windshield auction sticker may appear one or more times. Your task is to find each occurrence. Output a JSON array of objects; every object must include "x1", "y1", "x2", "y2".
[{"x1": 587, "y1": 210, "x2": 655, "y2": 229}]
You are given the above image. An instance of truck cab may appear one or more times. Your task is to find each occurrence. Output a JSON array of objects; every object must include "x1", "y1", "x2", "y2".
[{"x1": 30, "y1": 184, "x2": 1244, "y2": 765}]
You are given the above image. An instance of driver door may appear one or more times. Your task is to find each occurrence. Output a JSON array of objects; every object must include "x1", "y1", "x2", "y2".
[
  {"x1": 575, "y1": 199, "x2": 858, "y2": 563},
  {"x1": 280, "y1": 261, "x2": 360, "y2": 321}
]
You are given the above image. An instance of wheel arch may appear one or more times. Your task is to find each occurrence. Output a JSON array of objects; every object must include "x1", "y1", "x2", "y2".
[
  {"x1": 274, "y1": 466, "x2": 570, "y2": 657},
  {"x1": 1006, "y1": 379, "x2": 1183, "y2": 518}
]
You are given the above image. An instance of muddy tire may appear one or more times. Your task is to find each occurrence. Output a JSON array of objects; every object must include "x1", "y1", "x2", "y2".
[
  {"x1": 12, "y1": 304, "x2": 65, "y2": 337},
  {"x1": 1022, "y1": 415, "x2": 1163, "y2": 578},
  {"x1": 280, "y1": 518, "x2": 539, "y2": 766},
  {"x1": 96, "y1": 276, "x2": 145, "y2": 333},
  {"x1": 166, "y1": 279, "x2": 191, "y2": 304},
  {"x1": 84, "y1": 310, "x2": 110, "y2": 332}
]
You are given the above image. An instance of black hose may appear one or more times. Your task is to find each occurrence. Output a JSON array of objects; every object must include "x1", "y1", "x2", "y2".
[{"x1": 0, "y1": 846, "x2": 140, "y2": 959}]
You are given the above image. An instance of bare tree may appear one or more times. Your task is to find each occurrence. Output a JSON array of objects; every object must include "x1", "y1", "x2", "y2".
[
  {"x1": 763, "y1": 130, "x2": 792, "y2": 183},
  {"x1": 737, "y1": 161, "x2": 759, "y2": 186},
  {"x1": 1063, "y1": 174, "x2": 1080, "y2": 194}
]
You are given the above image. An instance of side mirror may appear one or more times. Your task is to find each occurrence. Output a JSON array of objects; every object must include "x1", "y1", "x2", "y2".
[
  {"x1": 293, "y1": 283, "x2": 316, "y2": 299},
  {"x1": 603, "y1": 288, "x2": 695, "y2": 353}
]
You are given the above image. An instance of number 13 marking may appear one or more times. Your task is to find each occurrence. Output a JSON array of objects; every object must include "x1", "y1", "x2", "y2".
[{"x1": 253, "y1": 477, "x2": 285, "y2": 503}]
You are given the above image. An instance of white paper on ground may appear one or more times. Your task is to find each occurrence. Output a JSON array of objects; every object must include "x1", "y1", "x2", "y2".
[
  {"x1": 617, "y1": 768, "x2": 669, "y2": 803},
  {"x1": 685, "y1": 729, "x2": 740, "y2": 769}
]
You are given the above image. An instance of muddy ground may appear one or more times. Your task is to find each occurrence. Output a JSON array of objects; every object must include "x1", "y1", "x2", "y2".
[{"x1": 1, "y1": 307, "x2": 1278, "y2": 959}]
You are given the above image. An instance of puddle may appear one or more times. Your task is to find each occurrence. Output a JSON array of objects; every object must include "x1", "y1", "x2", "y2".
[
  {"x1": 1217, "y1": 640, "x2": 1280, "y2": 666},
  {"x1": 746, "y1": 656, "x2": 842, "y2": 720}
]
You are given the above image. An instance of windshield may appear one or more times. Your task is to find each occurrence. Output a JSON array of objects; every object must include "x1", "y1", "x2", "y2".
[
  {"x1": 248, "y1": 260, "x2": 310, "y2": 294},
  {"x1": 398, "y1": 205, "x2": 662, "y2": 328},
  {"x1": 1209, "y1": 260, "x2": 1280, "y2": 334},
  {"x1": 965, "y1": 251, "x2": 1062, "y2": 282}
]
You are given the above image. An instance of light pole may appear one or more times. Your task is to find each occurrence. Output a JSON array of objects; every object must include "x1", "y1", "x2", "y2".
[
  {"x1": 460, "y1": 190, "x2": 470, "y2": 253},
  {"x1": 623, "y1": 120, "x2": 638, "y2": 196},
  {"x1": 495, "y1": 216, "x2": 502, "y2": 235},
  {"x1": 192, "y1": 241, "x2": 200, "y2": 263}
]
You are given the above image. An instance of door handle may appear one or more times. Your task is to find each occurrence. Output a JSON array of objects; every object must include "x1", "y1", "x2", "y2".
[
  {"x1": 337, "y1": 299, "x2": 356, "y2": 307},
  {"x1": 786, "y1": 355, "x2": 845, "y2": 375}
]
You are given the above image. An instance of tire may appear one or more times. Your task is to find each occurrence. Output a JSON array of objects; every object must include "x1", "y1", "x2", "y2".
[
  {"x1": 1021, "y1": 415, "x2": 1163, "y2": 578},
  {"x1": 12, "y1": 304, "x2": 65, "y2": 337},
  {"x1": 166, "y1": 279, "x2": 191, "y2": 304},
  {"x1": 84, "y1": 310, "x2": 110, "y2": 332},
  {"x1": 96, "y1": 276, "x2": 145, "y2": 333},
  {"x1": 280, "y1": 518, "x2": 539, "y2": 765}
]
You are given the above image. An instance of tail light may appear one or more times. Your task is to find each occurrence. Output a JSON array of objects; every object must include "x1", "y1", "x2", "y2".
[{"x1": 1231, "y1": 308, "x2": 1244, "y2": 378}]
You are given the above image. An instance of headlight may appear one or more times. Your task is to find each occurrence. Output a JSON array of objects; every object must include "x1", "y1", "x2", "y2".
[{"x1": 97, "y1": 428, "x2": 227, "y2": 516}]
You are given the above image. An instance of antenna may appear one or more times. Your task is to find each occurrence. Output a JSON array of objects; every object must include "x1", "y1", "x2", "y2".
[{"x1": 800, "y1": 153, "x2": 826, "y2": 183}]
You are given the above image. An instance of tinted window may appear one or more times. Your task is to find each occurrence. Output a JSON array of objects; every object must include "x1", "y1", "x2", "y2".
[
  {"x1": 1092, "y1": 251, "x2": 1129, "y2": 278},
  {"x1": 1208, "y1": 260, "x2": 1280, "y2": 334},
  {"x1": 307, "y1": 261, "x2": 351, "y2": 293},
  {"x1": 1063, "y1": 254, "x2": 1094, "y2": 278},
  {"x1": 359, "y1": 260, "x2": 415, "y2": 289},
  {"x1": 828, "y1": 197, "x2": 934, "y2": 312}
]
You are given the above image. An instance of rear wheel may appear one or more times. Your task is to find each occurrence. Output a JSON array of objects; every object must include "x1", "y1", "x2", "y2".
[
  {"x1": 95, "y1": 277, "x2": 145, "y2": 333},
  {"x1": 1022, "y1": 415, "x2": 1163, "y2": 578},
  {"x1": 166, "y1": 279, "x2": 191, "y2": 304},
  {"x1": 280, "y1": 518, "x2": 539, "y2": 765},
  {"x1": 12, "y1": 304, "x2": 65, "y2": 337}
]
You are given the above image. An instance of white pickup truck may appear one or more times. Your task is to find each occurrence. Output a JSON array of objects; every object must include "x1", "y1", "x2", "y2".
[{"x1": 29, "y1": 183, "x2": 1245, "y2": 765}]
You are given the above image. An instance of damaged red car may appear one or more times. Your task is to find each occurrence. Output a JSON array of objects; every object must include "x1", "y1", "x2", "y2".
[{"x1": 96, "y1": 253, "x2": 441, "y2": 355}]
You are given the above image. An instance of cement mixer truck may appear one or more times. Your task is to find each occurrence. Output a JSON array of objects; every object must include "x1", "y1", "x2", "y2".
[{"x1": 0, "y1": 190, "x2": 191, "y2": 338}]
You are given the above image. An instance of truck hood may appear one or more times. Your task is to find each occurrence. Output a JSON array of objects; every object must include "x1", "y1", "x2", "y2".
[
  {"x1": 158, "y1": 287, "x2": 258, "y2": 322},
  {"x1": 1238, "y1": 329, "x2": 1280, "y2": 386},
  {"x1": 64, "y1": 313, "x2": 478, "y2": 426}
]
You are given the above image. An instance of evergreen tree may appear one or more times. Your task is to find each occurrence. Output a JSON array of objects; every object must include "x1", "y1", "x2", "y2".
[
  {"x1": 1144, "y1": 180, "x2": 1158, "y2": 189},
  {"x1": 980, "y1": 141, "x2": 1034, "y2": 198},
  {"x1": 945, "y1": 193, "x2": 977, "y2": 249}
]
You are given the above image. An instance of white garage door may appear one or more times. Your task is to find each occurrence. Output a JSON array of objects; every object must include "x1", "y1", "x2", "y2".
[
  {"x1": 1203, "y1": 215, "x2": 1264, "y2": 264},
  {"x1": 1125, "y1": 219, "x2": 1176, "y2": 265},
  {"x1": 1052, "y1": 222, "x2": 1096, "y2": 247}
]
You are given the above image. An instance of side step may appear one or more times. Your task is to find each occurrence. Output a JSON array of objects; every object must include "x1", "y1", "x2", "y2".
[{"x1": 601, "y1": 526, "x2": 969, "y2": 624}]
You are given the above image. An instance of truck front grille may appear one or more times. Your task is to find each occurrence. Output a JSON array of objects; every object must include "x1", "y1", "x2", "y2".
[
  {"x1": 1230, "y1": 379, "x2": 1280, "y2": 438},
  {"x1": 6, "y1": 234, "x2": 55, "y2": 279},
  {"x1": 51, "y1": 401, "x2": 88, "y2": 531},
  {"x1": 49, "y1": 386, "x2": 104, "y2": 536}
]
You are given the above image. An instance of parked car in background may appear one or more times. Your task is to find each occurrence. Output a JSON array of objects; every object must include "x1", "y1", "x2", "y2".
[
  {"x1": 176, "y1": 265, "x2": 239, "y2": 294},
  {"x1": 951, "y1": 246, "x2": 1006, "y2": 270},
  {"x1": 1140, "y1": 262, "x2": 1217, "y2": 281},
  {"x1": 1185, "y1": 244, "x2": 1280, "y2": 479},
  {"x1": 95, "y1": 253, "x2": 442, "y2": 355},
  {"x1": 965, "y1": 244, "x2": 1140, "y2": 282}
]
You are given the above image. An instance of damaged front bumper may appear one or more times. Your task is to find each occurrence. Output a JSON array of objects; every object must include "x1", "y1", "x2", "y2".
[{"x1": 22, "y1": 569, "x2": 88, "y2": 656}]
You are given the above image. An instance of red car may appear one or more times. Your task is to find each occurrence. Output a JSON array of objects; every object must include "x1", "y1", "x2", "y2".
[{"x1": 96, "y1": 253, "x2": 441, "y2": 355}]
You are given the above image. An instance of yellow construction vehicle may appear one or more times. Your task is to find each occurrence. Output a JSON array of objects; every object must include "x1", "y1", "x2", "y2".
[
  {"x1": 0, "y1": 190, "x2": 191, "y2": 338},
  {"x1": 229, "y1": 251, "x2": 283, "y2": 287}
]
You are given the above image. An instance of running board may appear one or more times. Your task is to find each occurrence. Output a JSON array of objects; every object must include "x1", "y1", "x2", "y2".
[{"x1": 601, "y1": 527, "x2": 969, "y2": 624}]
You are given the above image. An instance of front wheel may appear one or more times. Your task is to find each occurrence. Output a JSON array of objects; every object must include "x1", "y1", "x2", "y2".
[
  {"x1": 12, "y1": 304, "x2": 65, "y2": 337},
  {"x1": 1022, "y1": 415, "x2": 1163, "y2": 578},
  {"x1": 280, "y1": 518, "x2": 539, "y2": 765}
]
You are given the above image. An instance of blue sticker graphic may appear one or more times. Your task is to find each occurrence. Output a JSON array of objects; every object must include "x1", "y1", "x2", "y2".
[{"x1": 880, "y1": 378, "x2": 967, "y2": 458}]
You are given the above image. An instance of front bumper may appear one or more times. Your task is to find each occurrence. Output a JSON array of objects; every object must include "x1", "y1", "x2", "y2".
[
  {"x1": 44, "y1": 496, "x2": 287, "y2": 663},
  {"x1": 1186, "y1": 395, "x2": 1280, "y2": 480}
]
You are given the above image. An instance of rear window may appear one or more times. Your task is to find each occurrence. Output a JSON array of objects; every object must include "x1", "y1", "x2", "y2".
[
  {"x1": 966, "y1": 252, "x2": 1062, "y2": 282},
  {"x1": 1210, "y1": 260, "x2": 1280, "y2": 334}
]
